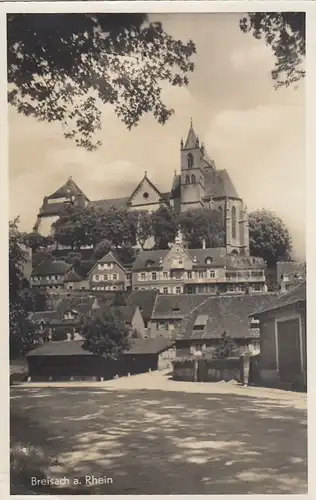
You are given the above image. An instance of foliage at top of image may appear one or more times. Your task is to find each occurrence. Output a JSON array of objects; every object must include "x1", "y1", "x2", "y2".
[
  {"x1": 7, "y1": 13, "x2": 196, "y2": 150},
  {"x1": 240, "y1": 12, "x2": 305, "y2": 88}
]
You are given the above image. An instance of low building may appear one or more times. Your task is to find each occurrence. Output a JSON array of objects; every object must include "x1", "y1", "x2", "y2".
[
  {"x1": 30, "y1": 260, "x2": 74, "y2": 291},
  {"x1": 88, "y1": 251, "x2": 130, "y2": 292},
  {"x1": 110, "y1": 305, "x2": 146, "y2": 338},
  {"x1": 176, "y1": 294, "x2": 278, "y2": 357},
  {"x1": 150, "y1": 294, "x2": 211, "y2": 339},
  {"x1": 26, "y1": 338, "x2": 175, "y2": 380},
  {"x1": 132, "y1": 242, "x2": 266, "y2": 295},
  {"x1": 277, "y1": 261, "x2": 306, "y2": 293},
  {"x1": 252, "y1": 282, "x2": 306, "y2": 390}
]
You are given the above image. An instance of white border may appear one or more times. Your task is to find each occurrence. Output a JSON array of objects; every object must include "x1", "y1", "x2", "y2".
[{"x1": 1, "y1": 2, "x2": 314, "y2": 500}]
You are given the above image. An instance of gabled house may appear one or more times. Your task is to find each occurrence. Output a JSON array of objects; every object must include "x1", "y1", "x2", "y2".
[
  {"x1": 132, "y1": 242, "x2": 266, "y2": 295},
  {"x1": 88, "y1": 251, "x2": 130, "y2": 292},
  {"x1": 110, "y1": 305, "x2": 146, "y2": 338},
  {"x1": 251, "y1": 282, "x2": 306, "y2": 390},
  {"x1": 150, "y1": 294, "x2": 212, "y2": 339},
  {"x1": 127, "y1": 289, "x2": 159, "y2": 330},
  {"x1": 176, "y1": 293, "x2": 278, "y2": 357},
  {"x1": 30, "y1": 260, "x2": 73, "y2": 290}
]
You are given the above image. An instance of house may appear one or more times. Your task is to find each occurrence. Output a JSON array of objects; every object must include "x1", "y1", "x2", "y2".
[
  {"x1": 34, "y1": 121, "x2": 249, "y2": 256},
  {"x1": 277, "y1": 261, "x2": 306, "y2": 293},
  {"x1": 30, "y1": 260, "x2": 74, "y2": 290},
  {"x1": 64, "y1": 268, "x2": 90, "y2": 291},
  {"x1": 150, "y1": 294, "x2": 211, "y2": 339},
  {"x1": 176, "y1": 294, "x2": 278, "y2": 357},
  {"x1": 251, "y1": 282, "x2": 306, "y2": 390},
  {"x1": 109, "y1": 305, "x2": 146, "y2": 338},
  {"x1": 30, "y1": 295, "x2": 99, "y2": 340},
  {"x1": 88, "y1": 251, "x2": 130, "y2": 292},
  {"x1": 26, "y1": 338, "x2": 175, "y2": 380},
  {"x1": 132, "y1": 242, "x2": 266, "y2": 295},
  {"x1": 127, "y1": 289, "x2": 159, "y2": 330}
]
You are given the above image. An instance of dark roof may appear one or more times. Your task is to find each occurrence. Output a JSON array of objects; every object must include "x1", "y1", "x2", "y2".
[
  {"x1": 89, "y1": 197, "x2": 129, "y2": 212},
  {"x1": 252, "y1": 282, "x2": 306, "y2": 316},
  {"x1": 111, "y1": 305, "x2": 137, "y2": 323},
  {"x1": 204, "y1": 169, "x2": 240, "y2": 199},
  {"x1": 225, "y1": 254, "x2": 265, "y2": 270},
  {"x1": 178, "y1": 294, "x2": 279, "y2": 340},
  {"x1": 30, "y1": 311, "x2": 60, "y2": 323},
  {"x1": 170, "y1": 174, "x2": 181, "y2": 198},
  {"x1": 184, "y1": 123, "x2": 198, "y2": 149},
  {"x1": 152, "y1": 294, "x2": 211, "y2": 320},
  {"x1": 133, "y1": 249, "x2": 168, "y2": 271},
  {"x1": 32, "y1": 260, "x2": 73, "y2": 277},
  {"x1": 125, "y1": 338, "x2": 175, "y2": 355},
  {"x1": 127, "y1": 289, "x2": 159, "y2": 322},
  {"x1": 64, "y1": 269, "x2": 84, "y2": 283},
  {"x1": 27, "y1": 340, "x2": 93, "y2": 357},
  {"x1": 56, "y1": 295, "x2": 97, "y2": 316},
  {"x1": 188, "y1": 247, "x2": 227, "y2": 268},
  {"x1": 27, "y1": 338, "x2": 174, "y2": 357},
  {"x1": 133, "y1": 246, "x2": 227, "y2": 271},
  {"x1": 48, "y1": 177, "x2": 88, "y2": 200}
]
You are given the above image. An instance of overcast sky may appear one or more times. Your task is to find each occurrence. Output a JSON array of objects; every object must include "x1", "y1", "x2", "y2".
[{"x1": 9, "y1": 13, "x2": 305, "y2": 259}]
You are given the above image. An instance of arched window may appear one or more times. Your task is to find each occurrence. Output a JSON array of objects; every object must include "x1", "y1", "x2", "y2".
[
  {"x1": 191, "y1": 174, "x2": 196, "y2": 184},
  {"x1": 185, "y1": 175, "x2": 190, "y2": 184},
  {"x1": 232, "y1": 206, "x2": 237, "y2": 239},
  {"x1": 187, "y1": 153, "x2": 194, "y2": 169}
]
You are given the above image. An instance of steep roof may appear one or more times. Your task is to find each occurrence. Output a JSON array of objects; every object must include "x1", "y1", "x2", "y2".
[
  {"x1": 29, "y1": 311, "x2": 60, "y2": 323},
  {"x1": 111, "y1": 305, "x2": 137, "y2": 323},
  {"x1": 204, "y1": 169, "x2": 240, "y2": 199},
  {"x1": 252, "y1": 282, "x2": 306, "y2": 316},
  {"x1": 48, "y1": 177, "x2": 88, "y2": 201},
  {"x1": 89, "y1": 197, "x2": 129, "y2": 212},
  {"x1": 56, "y1": 295, "x2": 96, "y2": 316},
  {"x1": 133, "y1": 249, "x2": 168, "y2": 271},
  {"x1": 184, "y1": 122, "x2": 199, "y2": 150},
  {"x1": 152, "y1": 294, "x2": 211, "y2": 320},
  {"x1": 178, "y1": 294, "x2": 278, "y2": 340},
  {"x1": 127, "y1": 173, "x2": 166, "y2": 205},
  {"x1": 32, "y1": 260, "x2": 73, "y2": 277},
  {"x1": 127, "y1": 289, "x2": 159, "y2": 323},
  {"x1": 27, "y1": 338, "x2": 174, "y2": 357},
  {"x1": 38, "y1": 202, "x2": 65, "y2": 217}
]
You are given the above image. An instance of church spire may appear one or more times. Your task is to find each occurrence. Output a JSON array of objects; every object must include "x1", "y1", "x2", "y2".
[{"x1": 184, "y1": 118, "x2": 199, "y2": 150}]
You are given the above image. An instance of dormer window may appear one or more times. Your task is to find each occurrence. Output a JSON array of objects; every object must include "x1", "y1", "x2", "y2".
[
  {"x1": 205, "y1": 257, "x2": 213, "y2": 265},
  {"x1": 172, "y1": 306, "x2": 180, "y2": 312},
  {"x1": 187, "y1": 153, "x2": 194, "y2": 169}
]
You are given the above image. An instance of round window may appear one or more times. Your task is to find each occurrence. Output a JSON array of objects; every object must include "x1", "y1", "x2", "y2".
[{"x1": 143, "y1": 192, "x2": 149, "y2": 199}]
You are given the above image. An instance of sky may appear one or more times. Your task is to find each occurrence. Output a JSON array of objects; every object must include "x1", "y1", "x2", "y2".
[{"x1": 8, "y1": 13, "x2": 305, "y2": 259}]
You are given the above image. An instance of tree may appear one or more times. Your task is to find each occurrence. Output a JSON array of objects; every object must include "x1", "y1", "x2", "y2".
[
  {"x1": 19, "y1": 288, "x2": 48, "y2": 313},
  {"x1": 214, "y1": 332, "x2": 238, "y2": 359},
  {"x1": 92, "y1": 239, "x2": 112, "y2": 260},
  {"x1": 52, "y1": 204, "x2": 96, "y2": 249},
  {"x1": 151, "y1": 206, "x2": 178, "y2": 249},
  {"x1": 95, "y1": 207, "x2": 135, "y2": 248},
  {"x1": 8, "y1": 14, "x2": 196, "y2": 151},
  {"x1": 133, "y1": 211, "x2": 153, "y2": 250},
  {"x1": 23, "y1": 232, "x2": 49, "y2": 252},
  {"x1": 9, "y1": 218, "x2": 36, "y2": 358},
  {"x1": 178, "y1": 208, "x2": 224, "y2": 249},
  {"x1": 115, "y1": 244, "x2": 136, "y2": 266},
  {"x1": 248, "y1": 209, "x2": 292, "y2": 267},
  {"x1": 82, "y1": 309, "x2": 131, "y2": 359},
  {"x1": 240, "y1": 13, "x2": 305, "y2": 88}
]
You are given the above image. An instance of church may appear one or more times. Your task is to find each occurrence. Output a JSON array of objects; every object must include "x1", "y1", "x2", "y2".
[{"x1": 34, "y1": 121, "x2": 249, "y2": 256}]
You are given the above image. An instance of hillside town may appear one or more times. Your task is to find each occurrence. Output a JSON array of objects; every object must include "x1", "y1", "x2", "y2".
[
  {"x1": 9, "y1": 10, "x2": 307, "y2": 497},
  {"x1": 11, "y1": 121, "x2": 306, "y2": 390}
]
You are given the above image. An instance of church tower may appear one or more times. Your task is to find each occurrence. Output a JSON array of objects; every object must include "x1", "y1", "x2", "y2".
[{"x1": 180, "y1": 120, "x2": 205, "y2": 212}]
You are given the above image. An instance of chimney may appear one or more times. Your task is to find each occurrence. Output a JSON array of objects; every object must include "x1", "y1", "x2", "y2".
[{"x1": 202, "y1": 239, "x2": 206, "y2": 249}]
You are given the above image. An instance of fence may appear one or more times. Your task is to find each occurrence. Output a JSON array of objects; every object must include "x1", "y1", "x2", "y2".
[{"x1": 173, "y1": 355, "x2": 253, "y2": 384}]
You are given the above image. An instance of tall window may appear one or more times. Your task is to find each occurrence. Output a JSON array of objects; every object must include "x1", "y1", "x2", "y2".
[
  {"x1": 191, "y1": 174, "x2": 196, "y2": 184},
  {"x1": 232, "y1": 206, "x2": 237, "y2": 239},
  {"x1": 185, "y1": 175, "x2": 190, "y2": 184},
  {"x1": 187, "y1": 153, "x2": 193, "y2": 169},
  {"x1": 218, "y1": 206, "x2": 223, "y2": 225}
]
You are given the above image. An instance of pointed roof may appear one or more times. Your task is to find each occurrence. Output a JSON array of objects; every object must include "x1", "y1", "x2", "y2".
[
  {"x1": 127, "y1": 172, "x2": 165, "y2": 205},
  {"x1": 48, "y1": 177, "x2": 89, "y2": 201},
  {"x1": 184, "y1": 119, "x2": 199, "y2": 150}
]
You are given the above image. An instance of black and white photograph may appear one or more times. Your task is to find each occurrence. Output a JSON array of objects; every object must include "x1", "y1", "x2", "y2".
[{"x1": 8, "y1": 3, "x2": 307, "y2": 496}]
